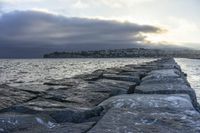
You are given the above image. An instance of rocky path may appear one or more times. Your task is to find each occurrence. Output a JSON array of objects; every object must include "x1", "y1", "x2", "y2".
[{"x1": 0, "y1": 58, "x2": 200, "y2": 133}]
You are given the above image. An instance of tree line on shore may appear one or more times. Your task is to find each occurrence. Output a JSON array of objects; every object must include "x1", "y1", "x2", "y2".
[{"x1": 44, "y1": 48, "x2": 200, "y2": 59}]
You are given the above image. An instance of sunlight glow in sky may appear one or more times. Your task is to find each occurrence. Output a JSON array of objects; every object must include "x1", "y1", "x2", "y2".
[{"x1": 0, "y1": 0, "x2": 199, "y2": 48}]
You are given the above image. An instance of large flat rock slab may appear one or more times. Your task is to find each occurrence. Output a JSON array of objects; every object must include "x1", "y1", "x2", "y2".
[
  {"x1": 88, "y1": 108, "x2": 200, "y2": 133},
  {"x1": 141, "y1": 68, "x2": 189, "y2": 86},
  {"x1": 90, "y1": 79, "x2": 137, "y2": 95},
  {"x1": 140, "y1": 67, "x2": 189, "y2": 86},
  {"x1": 142, "y1": 69, "x2": 181, "y2": 80},
  {"x1": 3, "y1": 98, "x2": 73, "y2": 113},
  {"x1": 99, "y1": 94, "x2": 195, "y2": 111},
  {"x1": 0, "y1": 85, "x2": 36, "y2": 111},
  {"x1": 43, "y1": 79, "x2": 136, "y2": 108},
  {"x1": 89, "y1": 93, "x2": 200, "y2": 133},
  {"x1": 2, "y1": 79, "x2": 135, "y2": 123},
  {"x1": 135, "y1": 83, "x2": 198, "y2": 108},
  {"x1": 140, "y1": 77, "x2": 190, "y2": 86}
]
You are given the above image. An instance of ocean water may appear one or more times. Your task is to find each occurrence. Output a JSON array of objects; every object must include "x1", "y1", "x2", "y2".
[
  {"x1": 176, "y1": 58, "x2": 200, "y2": 103},
  {"x1": 0, "y1": 58, "x2": 154, "y2": 85},
  {"x1": 0, "y1": 58, "x2": 199, "y2": 103}
]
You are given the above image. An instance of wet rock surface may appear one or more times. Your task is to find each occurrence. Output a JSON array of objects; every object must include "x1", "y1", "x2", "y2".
[
  {"x1": 98, "y1": 94, "x2": 195, "y2": 111},
  {"x1": 14, "y1": 122, "x2": 95, "y2": 133},
  {"x1": 0, "y1": 113, "x2": 56, "y2": 133},
  {"x1": 0, "y1": 58, "x2": 200, "y2": 133},
  {"x1": 0, "y1": 85, "x2": 36, "y2": 110},
  {"x1": 135, "y1": 83, "x2": 197, "y2": 107},
  {"x1": 89, "y1": 94, "x2": 200, "y2": 133},
  {"x1": 88, "y1": 108, "x2": 200, "y2": 133}
]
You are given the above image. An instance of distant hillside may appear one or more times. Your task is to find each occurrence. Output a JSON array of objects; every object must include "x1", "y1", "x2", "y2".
[{"x1": 43, "y1": 48, "x2": 200, "y2": 59}]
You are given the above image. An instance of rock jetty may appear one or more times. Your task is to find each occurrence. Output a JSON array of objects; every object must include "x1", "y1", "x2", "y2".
[{"x1": 0, "y1": 58, "x2": 200, "y2": 133}]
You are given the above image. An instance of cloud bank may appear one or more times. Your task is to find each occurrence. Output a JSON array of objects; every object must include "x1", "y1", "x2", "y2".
[{"x1": 0, "y1": 11, "x2": 162, "y2": 58}]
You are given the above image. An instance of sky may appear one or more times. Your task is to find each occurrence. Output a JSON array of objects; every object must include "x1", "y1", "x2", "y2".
[{"x1": 0, "y1": 0, "x2": 199, "y2": 57}]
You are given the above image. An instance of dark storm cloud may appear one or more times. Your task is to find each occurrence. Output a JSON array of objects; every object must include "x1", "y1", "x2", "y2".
[{"x1": 0, "y1": 10, "x2": 162, "y2": 58}]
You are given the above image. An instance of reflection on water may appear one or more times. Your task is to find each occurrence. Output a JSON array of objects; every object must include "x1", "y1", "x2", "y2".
[
  {"x1": 0, "y1": 58, "x2": 154, "y2": 85},
  {"x1": 176, "y1": 58, "x2": 200, "y2": 103}
]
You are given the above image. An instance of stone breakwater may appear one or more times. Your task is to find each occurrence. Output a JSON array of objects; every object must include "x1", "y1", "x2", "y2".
[{"x1": 0, "y1": 58, "x2": 200, "y2": 133}]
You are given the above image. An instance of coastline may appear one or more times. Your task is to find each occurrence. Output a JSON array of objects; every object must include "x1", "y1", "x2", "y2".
[{"x1": 43, "y1": 48, "x2": 200, "y2": 59}]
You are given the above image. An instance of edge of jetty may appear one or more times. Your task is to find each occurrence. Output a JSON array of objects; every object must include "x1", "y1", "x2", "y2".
[{"x1": 0, "y1": 58, "x2": 200, "y2": 133}]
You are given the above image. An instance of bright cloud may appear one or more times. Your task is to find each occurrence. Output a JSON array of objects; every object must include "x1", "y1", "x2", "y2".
[{"x1": 145, "y1": 17, "x2": 200, "y2": 44}]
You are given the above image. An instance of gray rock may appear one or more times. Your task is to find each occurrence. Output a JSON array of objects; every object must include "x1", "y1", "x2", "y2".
[
  {"x1": 118, "y1": 71, "x2": 146, "y2": 78},
  {"x1": 2, "y1": 98, "x2": 103, "y2": 123},
  {"x1": 0, "y1": 113, "x2": 95, "y2": 133},
  {"x1": 144, "y1": 58, "x2": 181, "y2": 70},
  {"x1": 115, "y1": 67, "x2": 150, "y2": 75},
  {"x1": 104, "y1": 67, "x2": 123, "y2": 74},
  {"x1": 48, "y1": 106, "x2": 103, "y2": 123},
  {"x1": 140, "y1": 68, "x2": 189, "y2": 86},
  {"x1": 44, "y1": 79, "x2": 136, "y2": 108},
  {"x1": 44, "y1": 78, "x2": 82, "y2": 87},
  {"x1": 103, "y1": 74, "x2": 140, "y2": 84},
  {"x1": 98, "y1": 94, "x2": 195, "y2": 111},
  {"x1": 160, "y1": 64, "x2": 181, "y2": 70},
  {"x1": 15, "y1": 84, "x2": 63, "y2": 94},
  {"x1": 0, "y1": 84, "x2": 36, "y2": 111},
  {"x1": 140, "y1": 77, "x2": 189, "y2": 86},
  {"x1": 0, "y1": 113, "x2": 56, "y2": 133},
  {"x1": 3, "y1": 98, "x2": 71, "y2": 113},
  {"x1": 142, "y1": 69, "x2": 181, "y2": 80},
  {"x1": 46, "y1": 122, "x2": 95, "y2": 133},
  {"x1": 74, "y1": 69, "x2": 104, "y2": 81},
  {"x1": 135, "y1": 83, "x2": 198, "y2": 108},
  {"x1": 4, "y1": 106, "x2": 102, "y2": 124},
  {"x1": 13, "y1": 122, "x2": 95, "y2": 133},
  {"x1": 88, "y1": 108, "x2": 200, "y2": 133},
  {"x1": 90, "y1": 79, "x2": 137, "y2": 95},
  {"x1": 90, "y1": 93, "x2": 200, "y2": 132},
  {"x1": 131, "y1": 65, "x2": 160, "y2": 71}
]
